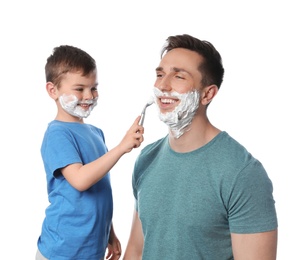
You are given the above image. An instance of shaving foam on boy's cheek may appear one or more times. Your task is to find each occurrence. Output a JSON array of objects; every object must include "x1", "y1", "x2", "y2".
[
  {"x1": 153, "y1": 87, "x2": 200, "y2": 138},
  {"x1": 59, "y1": 94, "x2": 98, "y2": 118},
  {"x1": 59, "y1": 94, "x2": 78, "y2": 110}
]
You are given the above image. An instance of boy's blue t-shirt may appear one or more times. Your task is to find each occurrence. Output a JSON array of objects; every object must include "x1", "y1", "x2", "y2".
[
  {"x1": 38, "y1": 120, "x2": 113, "y2": 260},
  {"x1": 133, "y1": 131, "x2": 278, "y2": 260}
]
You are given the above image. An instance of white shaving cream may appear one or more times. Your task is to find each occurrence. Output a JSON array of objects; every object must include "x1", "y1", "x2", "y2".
[
  {"x1": 153, "y1": 87, "x2": 200, "y2": 138},
  {"x1": 59, "y1": 94, "x2": 98, "y2": 119}
]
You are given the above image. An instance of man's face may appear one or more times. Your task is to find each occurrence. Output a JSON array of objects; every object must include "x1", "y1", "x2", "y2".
[
  {"x1": 153, "y1": 48, "x2": 203, "y2": 138},
  {"x1": 154, "y1": 48, "x2": 203, "y2": 114}
]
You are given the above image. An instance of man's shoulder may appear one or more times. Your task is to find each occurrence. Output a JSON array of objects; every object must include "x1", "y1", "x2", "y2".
[
  {"x1": 140, "y1": 136, "x2": 167, "y2": 157},
  {"x1": 132, "y1": 136, "x2": 167, "y2": 184}
]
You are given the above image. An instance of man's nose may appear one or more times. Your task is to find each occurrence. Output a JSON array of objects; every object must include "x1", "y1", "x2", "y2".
[{"x1": 157, "y1": 75, "x2": 172, "y2": 92}]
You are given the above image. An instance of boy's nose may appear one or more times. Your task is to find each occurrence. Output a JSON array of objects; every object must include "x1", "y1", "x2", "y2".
[{"x1": 83, "y1": 90, "x2": 94, "y2": 100}]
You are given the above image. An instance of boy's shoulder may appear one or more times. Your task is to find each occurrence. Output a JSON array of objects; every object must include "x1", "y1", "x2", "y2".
[{"x1": 45, "y1": 121, "x2": 102, "y2": 137}]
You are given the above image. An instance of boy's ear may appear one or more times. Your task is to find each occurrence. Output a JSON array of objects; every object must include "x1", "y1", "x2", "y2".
[
  {"x1": 46, "y1": 82, "x2": 58, "y2": 100},
  {"x1": 201, "y1": 85, "x2": 218, "y2": 105}
]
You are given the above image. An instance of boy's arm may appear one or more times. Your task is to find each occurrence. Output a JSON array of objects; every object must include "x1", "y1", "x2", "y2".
[
  {"x1": 231, "y1": 229, "x2": 278, "y2": 260},
  {"x1": 62, "y1": 116, "x2": 143, "y2": 191},
  {"x1": 105, "y1": 223, "x2": 121, "y2": 260},
  {"x1": 123, "y1": 209, "x2": 144, "y2": 260}
]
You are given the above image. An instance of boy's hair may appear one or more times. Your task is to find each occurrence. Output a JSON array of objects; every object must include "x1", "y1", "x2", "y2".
[
  {"x1": 161, "y1": 34, "x2": 224, "y2": 89},
  {"x1": 45, "y1": 45, "x2": 96, "y2": 87}
]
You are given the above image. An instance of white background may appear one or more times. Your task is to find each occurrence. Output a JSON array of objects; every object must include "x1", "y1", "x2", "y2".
[{"x1": 1, "y1": 1, "x2": 305, "y2": 259}]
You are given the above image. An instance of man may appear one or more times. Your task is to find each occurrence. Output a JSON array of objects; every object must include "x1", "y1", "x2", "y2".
[{"x1": 123, "y1": 34, "x2": 278, "y2": 259}]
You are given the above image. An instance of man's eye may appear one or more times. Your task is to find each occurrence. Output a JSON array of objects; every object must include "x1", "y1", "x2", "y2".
[
  {"x1": 156, "y1": 74, "x2": 163, "y2": 78},
  {"x1": 92, "y1": 87, "x2": 98, "y2": 92},
  {"x1": 76, "y1": 88, "x2": 83, "y2": 92}
]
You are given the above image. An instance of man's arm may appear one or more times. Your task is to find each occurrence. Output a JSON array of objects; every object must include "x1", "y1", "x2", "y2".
[
  {"x1": 231, "y1": 229, "x2": 278, "y2": 260},
  {"x1": 123, "y1": 209, "x2": 144, "y2": 260}
]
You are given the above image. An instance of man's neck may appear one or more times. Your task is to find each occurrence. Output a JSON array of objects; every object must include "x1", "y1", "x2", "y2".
[{"x1": 168, "y1": 117, "x2": 221, "y2": 153}]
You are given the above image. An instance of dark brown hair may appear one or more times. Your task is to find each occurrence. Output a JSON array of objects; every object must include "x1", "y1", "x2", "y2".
[
  {"x1": 161, "y1": 34, "x2": 224, "y2": 89},
  {"x1": 45, "y1": 45, "x2": 96, "y2": 87}
]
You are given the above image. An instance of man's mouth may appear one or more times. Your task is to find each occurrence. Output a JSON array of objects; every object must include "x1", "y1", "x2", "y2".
[
  {"x1": 158, "y1": 97, "x2": 180, "y2": 111},
  {"x1": 160, "y1": 98, "x2": 177, "y2": 104}
]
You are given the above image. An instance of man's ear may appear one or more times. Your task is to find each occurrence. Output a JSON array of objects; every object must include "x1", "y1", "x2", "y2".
[
  {"x1": 201, "y1": 85, "x2": 218, "y2": 105},
  {"x1": 46, "y1": 82, "x2": 58, "y2": 100}
]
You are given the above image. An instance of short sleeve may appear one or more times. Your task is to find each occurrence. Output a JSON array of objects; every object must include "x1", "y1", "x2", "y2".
[
  {"x1": 228, "y1": 160, "x2": 278, "y2": 233},
  {"x1": 41, "y1": 127, "x2": 82, "y2": 178}
]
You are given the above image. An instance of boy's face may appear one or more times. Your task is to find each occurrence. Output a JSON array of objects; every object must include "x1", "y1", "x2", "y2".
[{"x1": 50, "y1": 70, "x2": 99, "y2": 122}]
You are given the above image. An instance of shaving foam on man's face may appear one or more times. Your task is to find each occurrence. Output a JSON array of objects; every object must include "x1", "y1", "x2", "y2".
[
  {"x1": 59, "y1": 94, "x2": 98, "y2": 119},
  {"x1": 153, "y1": 87, "x2": 200, "y2": 138}
]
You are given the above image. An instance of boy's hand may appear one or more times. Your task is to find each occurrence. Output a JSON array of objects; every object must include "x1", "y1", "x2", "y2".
[
  {"x1": 105, "y1": 235, "x2": 121, "y2": 260},
  {"x1": 118, "y1": 116, "x2": 144, "y2": 153}
]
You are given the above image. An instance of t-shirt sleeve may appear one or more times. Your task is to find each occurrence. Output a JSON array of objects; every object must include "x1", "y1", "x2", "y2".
[
  {"x1": 41, "y1": 127, "x2": 83, "y2": 178},
  {"x1": 228, "y1": 159, "x2": 278, "y2": 233}
]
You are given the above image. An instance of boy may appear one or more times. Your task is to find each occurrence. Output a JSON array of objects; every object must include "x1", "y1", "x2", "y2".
[{"x1": 36, "y1": 45, "x2": 144, "y2": 260}]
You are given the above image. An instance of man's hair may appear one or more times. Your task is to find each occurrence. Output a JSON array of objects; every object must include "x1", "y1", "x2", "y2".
[
  {"x1": 45, "y1": 45, "x2": 96, "y2": 86},
  {"x1": 161, "y1": 34, "x2": 224, "y2": 89}
]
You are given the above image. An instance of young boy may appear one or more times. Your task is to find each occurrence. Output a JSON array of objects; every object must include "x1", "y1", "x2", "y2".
[{"x1": 36, "y1": 45, "x2": 144, "y2": 260}]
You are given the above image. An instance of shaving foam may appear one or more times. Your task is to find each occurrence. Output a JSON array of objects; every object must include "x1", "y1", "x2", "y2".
[
  {"x1": 59, "y1": 94, "x2": 98, "y2": 119},
  {"x1": 153, "y1": 87, "x2": 200, "y2": 138}
]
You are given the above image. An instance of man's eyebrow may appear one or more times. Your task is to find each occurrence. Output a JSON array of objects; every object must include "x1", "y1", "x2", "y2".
[
  {"x1": 155, "y1": 66, "x2": 163, "y2": 71},
  {"x1": 156, "y1": 66, "x2": 190, "y2": 73},
  {"x1": 156, "y1": 66, "x2": 192, "y2": 76}
]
